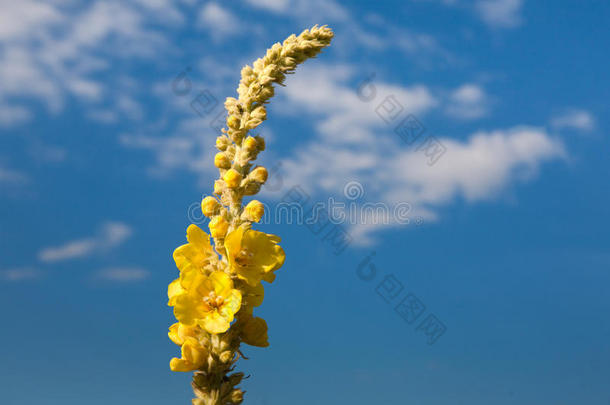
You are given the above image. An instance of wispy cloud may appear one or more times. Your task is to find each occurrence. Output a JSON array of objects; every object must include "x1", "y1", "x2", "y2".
[
  {"x1": 0, "y1": 165, "x2": 28, "y2": 185},
  {"x1": 245, "y1": 0, "x2": 349, "y2": 21},
  {"x1": 198, "y1": 2, "x2": 241, "y2": 40},
  {"x1": 38, "y1": 221, "x2": 132, "y2": 263},
  {"x1": 93, "y1": 266, "x2": 150, "y2": 283},
  {"x1": 475, "y1": 0, "x2": 524, "y2": 28},
  {"x1": 551, "y1": 109, "x2": 596, "y2": 132},
  {"x1": 0, "y1": 268, "x2": 43, "y2": 282},
  {"x1": 0, "y1": 0, "x2": 182, "y2": 128},
  {"x1": 445, "y1": 84, "x2": 490, "y2": 120},
  {"x1": 266, "y1": 63, "x2": 564, "y2": 243}
]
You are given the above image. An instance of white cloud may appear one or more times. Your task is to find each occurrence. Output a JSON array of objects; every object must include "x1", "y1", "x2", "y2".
[
  {"x1": 266, "y1": 64, "x2": 564, "y2": 243},
  {"x1": 245, "y1": 0, "x2": 349, "y2": 21},
  {"x1": 0, "y1": 268, "x2": 43, "y2": 282},
  {"x1": 551, "y1": 109, "x2": 595, "y2": 132},
  {"x1": 445, "y1": 84, "x2": 490, "y2": 120},
  {"x1": 475, "y1": 0, "x2": 523, "y2": 28},
  {"x1": 38, "y1": 221, "x2": 132, "y2": 263},
  {"x1": 198, "y1": 3, "x2": 240, "y2": 39},
  {"x1": 0, "y1": 103, "x2": 33, "y2": 126},
  {"x1": 0, "y1": 0, "x2": 182, "y2": 128},
  {"x1": 93, "y1": 267, "x2": 150, "y2": 282},
  {"x1": 244, "y1": 0, "x2": 290, "y2": 13},
  {"x1": 0, "y1": 0, "x2": 64, "y2": 41},
  {"x1": 277, "y1": 64, "x2": 437, "y2": 145}
]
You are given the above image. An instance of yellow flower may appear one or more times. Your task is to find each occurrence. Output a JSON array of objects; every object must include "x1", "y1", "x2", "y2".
[
  {"x1": 209, "y1": 216, "x2": 229, "y2": 238},
  {"x1": 223, "y1": 169, "x2": 242, "y2": 188},
  {"x1": 170, "y1": 337, "x2": 207, "y2": 372},
  {"x1": 225, "y1": 226, "x2": 285, "y2": 286},
  {"x1": 173, "y1": 224, "x2": 217, "y2": 274},
  {"x1": 240, "y1": 316, "x2": 269, "y2": 347},
  {"x1": 173, "y1": 271, "x2": 242, "y2": 334}
]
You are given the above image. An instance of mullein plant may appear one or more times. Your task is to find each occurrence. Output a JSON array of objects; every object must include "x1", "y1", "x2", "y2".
[{"x1": 167, "y1": 25, "x2": 334, "y2": 404}]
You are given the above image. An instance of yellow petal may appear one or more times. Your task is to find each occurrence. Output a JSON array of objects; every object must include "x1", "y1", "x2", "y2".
[
  {"x1": 173, "y1": 294, "x2": 205, "y2": 326},
  {"x1": 200, "y1": 311, "x2": 230, "y2": 334},
  {"x1": 220, "y1": 289, "x2": 242, "y2": 322},
  {"x1": 262, "y1": 272, "x2": 276, "y2": 284},
  {"x1": 167, "y1": 278, "x2": 184, "y2": 306},
  {"x1": 186, "y1": 224, "x2": 212, "y2": 252},
  {"x1": 236, "y1": 268, "x2": 264, "y2": 287},
  {"x1": 182, "y1": 337, "x2": 206, "y2": 367},
  {"x1": 225, "y1": 227, "x2": 245, "y2": 260},
  {"x1": 244, "y1": 230, "x2": 285, "y2": 272},
  {"x1": 172, "y1": 244, "x2": 192, "y2": 271},
  {"x1": 180, "y1": 265, "x2": 207, "y2": 291},
  {"x1": 209, "y1": 271, "x2": 233, "y2": 298},
  {"x1": 244, "y1": 283, "x2": 264, "y2": 307},
  {"x1": 241, "y1": 316, "x2": 269, "y2": 348},
  {"x1": 170, "y1": 357, "x2": 195, "y2": 372},
  {"x1": 168, "y1": 323, "x2": 182, "y2": 345}
]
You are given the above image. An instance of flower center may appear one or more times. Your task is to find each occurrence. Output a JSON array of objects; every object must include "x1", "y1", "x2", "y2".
[{"x1": 203, "y1": 291, "x2": 225, "y2": 309}]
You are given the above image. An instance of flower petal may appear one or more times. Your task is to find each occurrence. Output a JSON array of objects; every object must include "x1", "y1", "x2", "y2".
[
  {"x1": 167, "y1": 278, "x2": 184, "y2": 306},
  {"x1": 168, "y1": 323, "x2": 182, "y2": 345},
  {"x1": 209, "y1": 271, "x2": 233, "y2": 298},
  {"x1": 220, "y1": 289, "x2": 242, "y2": 323},
  {"x1": 173, "y1": 293, "x2": 205, "y2": 326},
  {"x1": 186, "y1": 224, "x2": 212, "y2": 253},
  {"x1": 241, "y1": 316, "x2": 269, "y2": 347},
  {"x1": 200, "y1": 311, "x2": 231, "y2": 334},
  {"x1": 170, "y1": 357, "x2": 195, "y2": 372}
]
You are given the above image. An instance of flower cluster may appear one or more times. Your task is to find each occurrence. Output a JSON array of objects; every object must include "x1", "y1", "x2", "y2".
[{"x1": 167, "y1": 25, "x2": 333, "y2": 405}]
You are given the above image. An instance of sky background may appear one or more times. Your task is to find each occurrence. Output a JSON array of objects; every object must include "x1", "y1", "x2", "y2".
[{"x1": 1, "y1": 0, "x2": 609, "y2": 404}]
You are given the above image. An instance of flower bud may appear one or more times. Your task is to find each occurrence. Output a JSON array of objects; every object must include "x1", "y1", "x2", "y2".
[
  {"x1": 249, "y1": 167, "x2": 268, "y2": 183},
  {"x1": 227, "y1": 115, "x2": 240, "y2": 129},
  {"x1": 223, "y1": 169, "x2": 242, "y2": 189},
  {"x1": 228, "y1": 372, "x2": 245, "y2": 386},
  {"x1": 230, "y1": 389, "x2": 244, "y2": 404},
  {"x1": 216, "y1": 136, "x2": 230, "y2": 151},
  {"x1": 243, "y1": 181, "x2": 261, "y2": 196},
  {"x1": 245, "y1": 200, "x2": 264, "y2": 222},
  {"x1": 219, "y1": 350, "x2": 234, "y2": 363},
  {"x1": 214, "y1": 153, "x2": 231, "y2": 169},
  {"x1": 209, "y1": 216, "x2": 229, "y2": 238},
  {"x1": 251, "y1": 106, "x2": 266, "y2": 120},
  {"x1": 243, "y1": 136, "x2": 258, "y2": 152},
  {"x1": 201, "y1": 196, "x2": 219, "y2": 217},
  {"x1": 254, "y1": 135, "x2": 265, "y2": 151}
]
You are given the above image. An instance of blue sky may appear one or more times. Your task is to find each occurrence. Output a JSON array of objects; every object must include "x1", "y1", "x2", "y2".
[{"x1": 1, "y1": 0, "x2": 609, "y2": 404}]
